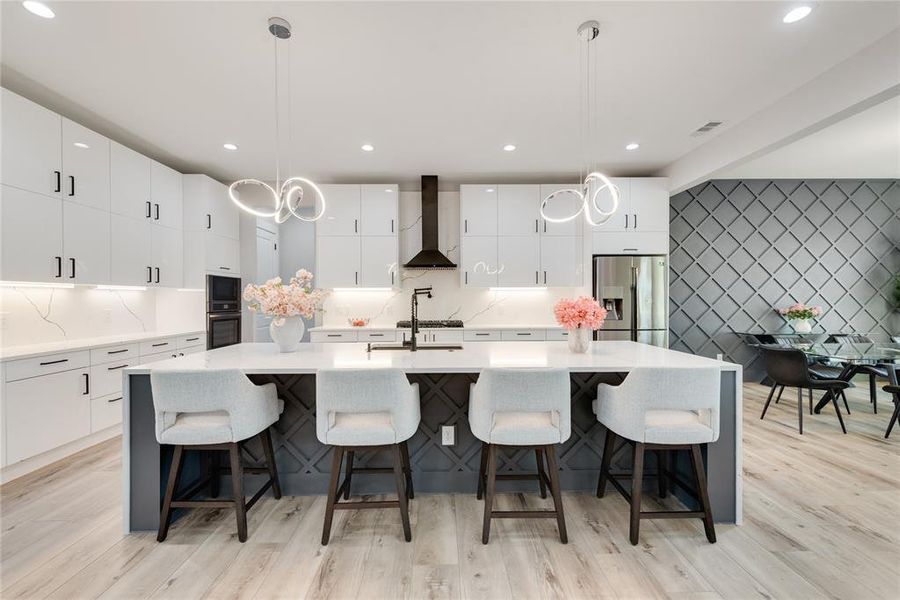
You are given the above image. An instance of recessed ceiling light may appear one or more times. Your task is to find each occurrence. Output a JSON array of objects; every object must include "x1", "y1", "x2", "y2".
[
  {"x1": 22, "y1": 1, "x2": 54, "y2": 18},
  {"x1": 503, "y1": 144, "x2": 517, "y2": 152},
  {"x1": 361, "y1": 143, "x2": 375, "y2": 152},
  {"x1": 625, "y1": 143, "x2": 640, "y2": 151},
  {"x1": 73, "y1": 142, "x2": 89, "y2": 149},
  {"x1": 223, "y1": 143, "x2": 238, "y2": 151},
  {"x1": 384, "y1": 188, "x2": 393, "y2": 193},
  {"x1": 485, "y1": 188, "x2": 495, "y2": 193},
  {"x1": 783, "y1": 6, "x2": 812, "y2": 23}
]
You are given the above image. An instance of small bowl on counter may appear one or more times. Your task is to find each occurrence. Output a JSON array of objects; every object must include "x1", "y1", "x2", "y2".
[{"x1": 348, "y1": 318, "x2": 371, "y2": 327}]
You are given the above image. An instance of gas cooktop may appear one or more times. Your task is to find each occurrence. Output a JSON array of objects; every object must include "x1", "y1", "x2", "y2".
[{"x1": 396, "y1": 320, "x2": 464, "y2": 328}]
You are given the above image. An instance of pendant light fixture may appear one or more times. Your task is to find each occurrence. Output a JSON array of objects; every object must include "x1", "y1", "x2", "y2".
[
  {"x1": 540, "y1": 20, "x2": 619, "y2": 227},
  {"x1": 228, "y1": 17, "x2": 326, "y2": 224}
]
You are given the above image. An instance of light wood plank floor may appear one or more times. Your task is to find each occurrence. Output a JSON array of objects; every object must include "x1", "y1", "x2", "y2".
[{"x1": 2, "y1": 383, "x2": 898, "y2": 599}]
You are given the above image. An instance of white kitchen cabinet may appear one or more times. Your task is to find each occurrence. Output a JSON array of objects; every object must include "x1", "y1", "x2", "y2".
[
  {"x1": 629, "y1": 177, "x2": 669, "y2": 232},
  {"x1": 418, "y1": 329, "x2": 464, "y2": 345},
  {"x1": 498, "y1": 236, "x2": 541, "y2": 287},
  {"x1": 61, "y1": 118, "x2": 110, "y2": 212},
  {"x1": 464, "y1": 330, "x2": 501, "y2": 342},
  {"x1": 360, "y1": 236, "x2": 398, "y2": 287},
  {"x1": 360, "y1": 184, "x2": 398, "y2": 236},
  {"x1": 316, "y1": 184, "x2": 360, "y2": 236},
  {"x1": 0, "y1": 185, "x2": 63, "y2": 282},
  {"x1": 110, "y1": 214, "x2": 152, "y2": 286},
  {"x1": 310, "y1": 330, "x2": 358, "y2": 343},
  {"x1": 89, "y1": 360, "x2": 132, "y2": 399},
  {"x1": 316, "y1": 236, "x2": 361, "y2": 288},
  {"x1": 255, "y1": 228, "x2": 279, "y2": 282},
  {"x1": 540, "y1": 235, "x2": 583, "y2": 287},
  {"x1": 501, "y1": 329, "x2": 547, "y2": 341},
  {"x1": 461, "y1": 236, "x2": 498, "y2": 287},
  {"x1": 203, "y1": 233, "x2": 240, "y2": 276},
  {"x1": 151, "y1": 225, "x2": 183, "y2": 287},
  {"x1": 592, "y1": 231, "x2": 669, "y2": 255},
  {"x1": 63, "y1": 201, "x2": 110, "y2": 285},
  {"x1": 91, "y1": 394, "x2": 123, "y2": 432},
  {"x1": 150, "y1": 160, "x2": 183, "y2": 230},
  {"x1": 545, "y1": 329, "x2": 570, "y2": 341},
  {"x1": 539, "y1": 184, "x2": 582, "y2": 236},
  {"x1": 138, "y1": 350, "x2": 179, "y2": 366},
  {"x1": 498, "y1": 185, "x2": 541, "y2": 236},
  {"x1": 357, "y1": 330, "x2": 398, "y2": 343},
  {"x1": 110, "y1": 142, "x2": 152, "y2": 220},
  {"x1": 5, "y1": 368, "x2": 91, "y2": 464},
  {"x1": 183, "y1": 174, "x2": 239, "y2": 239},
  {"x1": 592, "y1": 178, "x2": 630, "y2": 232},
  {"x1": 1, "y1": 88, "x2": 61, "y2": 198},
  {"x1": 460, "y1": 185, "x2": 498, "y2": 236}
]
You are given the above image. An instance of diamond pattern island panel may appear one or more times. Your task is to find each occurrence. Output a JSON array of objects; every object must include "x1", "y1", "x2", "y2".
[{"x1": 669, "y1": 179, "x2": 900, "y2": 381}]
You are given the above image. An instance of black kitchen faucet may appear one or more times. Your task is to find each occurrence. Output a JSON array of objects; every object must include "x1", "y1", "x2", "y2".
[{"x1": 408, "y1": 287, "x2": 433, "y2": 351}]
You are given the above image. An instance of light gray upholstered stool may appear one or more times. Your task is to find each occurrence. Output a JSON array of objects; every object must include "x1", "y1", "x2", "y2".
[
  {"x1": 151, "y1": 369, "x2": 284, "y2": 543},
  {"x1": 594, "y1": 367, "x2": 720, "y2": 545},
  {"x1": 316, "y1": 368, "x2": 420, "y2": 545},
  {"x1": 469, "y1": 368, "x2": 570, "y2": 544}
]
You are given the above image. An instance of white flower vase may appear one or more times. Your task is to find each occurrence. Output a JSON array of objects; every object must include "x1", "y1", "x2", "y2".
[
  {"x1": 567, "y1": 326, "x2": 592, "y2": 353},
  {"x1": 791, "y1": 319, "x2": 812, "y2": 334},
  {"x1": 270, "y1": 316, "x2": 305, "y2": 352}
]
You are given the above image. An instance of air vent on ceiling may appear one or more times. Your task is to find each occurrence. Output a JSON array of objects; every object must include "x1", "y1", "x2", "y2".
[{"x1": 690, "y1": 121, "x2": 724, "y2": 137}]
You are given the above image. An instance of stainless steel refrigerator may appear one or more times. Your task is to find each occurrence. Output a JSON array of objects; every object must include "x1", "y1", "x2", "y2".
[{"x1": 592, "y1": 255, "x2": 669, "y2": 347}]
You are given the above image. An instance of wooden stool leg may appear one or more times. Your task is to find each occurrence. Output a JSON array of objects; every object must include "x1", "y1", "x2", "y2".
[
  {"x1": 157, "y1": 445, "x2": 185, "y2": 542},
  {"x1": 689, "y1": 444, "x2": 716, "y2": 543},
  {"x1": 629, "y1": 442, "x2": 645, "y2": 546},
  {"x1": 481, "y1": 444, "x2": 497, "y2": 544},
  {"x1": 321, "y1": 447, "x2": 344, "y2": 546},
  {"x1": 401, "y1": 441, "x2": 414, "y2": 500},
  {"x1": 476, "y1": 442, "x2": 488, "y2": 500},
  {"x1": 656, "y1": 450, "x2": 667, "y2": 498},
  {"x1": 760, "y1": 383, "x2": 777, "y2": 419},
  {"x1": 535, "y1": 448, "x2": 548, "y2": 499},
  {"x1": 544, "y1": 444, "x2": 568, "y2": 544},
  {"x1": 343, "y1": 451, "x2": 355, "y2": 500},
  {"x1": 260, "y1": 428, "x2": 282, "y2": 499},
  {"x1": 596, "y1": 428, "x2": 616, "y2": 498},
  {"x1": 229, "y1": 442, "x2": 248, "y2": 542},
  {"x1": 392, "y1": 444, "x2": 412, "y2": 542}
]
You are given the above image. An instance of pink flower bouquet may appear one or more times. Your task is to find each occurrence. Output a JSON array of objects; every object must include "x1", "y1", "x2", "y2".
[
  {"x1": 777, "y1": 303, "x2": 823, "y2": 321},
  {"x1": 554, "y1": 296, "x2": 608, "y2": 330},
  {"x1": 243, "y1": 269, "x2": 328, "y2": 325}
]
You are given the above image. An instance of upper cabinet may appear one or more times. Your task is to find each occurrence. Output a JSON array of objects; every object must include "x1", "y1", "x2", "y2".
[
  {"x1": 61, "y1": 118, "x2": 110, "y2": 212},
  {"x1": 0, "y1": 88, "x2": 62, "y2": 198},
  {"x1": 316, "y1": 184, "x2": 360, "y2": 236},
  {"x1": 460, "y1": 185, "x2": 498, "y2": 236},
  {"x1": 360, "y1": 184, "x2": 398, "y2": 236},
  {"x1": 539, "y1": 184, "x2": 582, "y2": 236},
  {"x1": 110, "y1": 142, "x2": 151, "y2": 220},
  {"x1": 0, "y1": 185, "x2": 63, "y2": 283},
  {"x1": 627, "y1": 177, "x2": 669, "y2": 232},
  {"x1": 183, "y1": 174, "x2": 238, "y2": 238},
  {"x1": 150, "y1": 161, "x2": 183, "y2": 230}
]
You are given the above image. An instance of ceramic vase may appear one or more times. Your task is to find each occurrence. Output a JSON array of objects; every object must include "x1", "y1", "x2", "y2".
[
  {"x1": 567, "y1": 326, "x2": 592, "y2": 353},
  {"x1": 791, "y1": 319, "x2": 812, "y2": 334},
  {"x1": 270, "y1": 316, "x2": 305, "y2": 352}
]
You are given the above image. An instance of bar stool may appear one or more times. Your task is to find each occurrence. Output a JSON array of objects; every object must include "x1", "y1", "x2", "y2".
[
  {"x1": 316, "y1": 368, "x2": 419, "y2": 545},
  {"x1": 594, "y1": 367, "x2": 720, "y2": 545},
  {"x1": 470, "y1": 368, "x2": 570, "y2": 544},
  {"x1": 151, "y1": 369, "x2": 283, "y2": 543}
]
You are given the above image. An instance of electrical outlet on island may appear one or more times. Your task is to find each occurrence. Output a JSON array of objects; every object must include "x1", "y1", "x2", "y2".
[{"x1": 441, "y1": 425, "x2": 455, "y2": 446}]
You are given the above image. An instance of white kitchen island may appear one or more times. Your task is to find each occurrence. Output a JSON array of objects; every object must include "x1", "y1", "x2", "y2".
[{"x1": 123, "y1": 341, "x2": 742, "y2": 532}]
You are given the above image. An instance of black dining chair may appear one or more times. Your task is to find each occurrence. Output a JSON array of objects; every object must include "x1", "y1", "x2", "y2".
[
  {"x1": 760, "y1": 347, "x2": 848, "y2": 434},
  {"x1": 883, "y1": 384, "x2": 899, "y2": 439},
  {"x1": 824, "y1": 334, "x2": 888, "y2": 414}
]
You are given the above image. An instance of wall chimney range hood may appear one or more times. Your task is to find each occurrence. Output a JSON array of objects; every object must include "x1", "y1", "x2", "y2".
[{"x1": 403, "y1": 175, "x2": 457, "y2": 270}]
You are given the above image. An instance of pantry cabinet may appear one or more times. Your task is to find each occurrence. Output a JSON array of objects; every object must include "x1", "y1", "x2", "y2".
[{"x1": 0, "y1": 87, "x2": 62, "y2": 198}]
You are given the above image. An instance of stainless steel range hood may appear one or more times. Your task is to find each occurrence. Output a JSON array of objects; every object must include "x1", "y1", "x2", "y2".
[{"x1": 403, "y1": 175, "x2": 457, "y2": 270}]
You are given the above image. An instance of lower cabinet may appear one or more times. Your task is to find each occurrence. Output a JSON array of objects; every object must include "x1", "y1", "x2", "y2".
[
  {"x1": 5, "y1": 368, "x2": 91, "y2": 464},
  {"x1": 91, "y1": 394, "x2": 123, "y2": 432}
]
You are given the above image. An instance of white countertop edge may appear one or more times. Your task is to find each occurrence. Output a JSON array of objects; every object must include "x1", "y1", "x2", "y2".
[
  {"x1": 0, "y1": 330, "x2": 206, "y2": 362},
  {"x1": 311, "y1": 324, "x2": 566, "y2": 331}
]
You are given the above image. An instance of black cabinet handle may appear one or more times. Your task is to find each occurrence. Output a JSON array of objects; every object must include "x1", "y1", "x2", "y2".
[
  {"x1": 326, "y1": 334, "x2": 341, "y2": 338},
  {"x1": 219, "y1": 266, "x2": 230, "y2": 271},
  {"x1": 68, "y1": 175, "x2": 75, "y2": 197},
  {"x1": 465, "y1": 271, "x2": 468, "y2": 285},
  {"x1": 391, "y1": 219, "x2": 394, "y2": 233},
  {"x1": 146, "y1": 266, "x2": 152, "y2": 283},
  {"x1": 107, "y1": 364, "x2": 128, "y2": 370},
  {"x1": 370, "y1": 333, "x2": 384, "y2": 337},
  {"x1": 39, "y1": 358, "x2": 68, "y2": 366},
  {"x1": 517, "y1": 332, "x2": 532, "y2": 336},
  {"x1": 185, "y1": 337, "x2": 199, "y2": 342},
  {"x1": 624, "y1": 214, "x2": 628, "y2": 229},
  {"x1": 355, "y1": 271, "x2": 358, "y2": 285},
  {"x1": 623, "y1": 248, "x2": 638, "y2": 252},
  {"x1": 83, "y1": 373, "x2": 90, "y2": 395},
  {"x1": 475, "y1": 333, "x2": 490, "y2": 336},
  {"x1": 544, "y1": 221, "x2": 547, "y2": 233},
  {"x1": 543, "y1": 271, "x2": 547, "y2": 285},
  {"x1": 633, "y1": 214, "x2": 637, "y2": 229},
  {"x1": 207, "y1": 214, "x2": 211, "y2": 229},
  {"x1": 535, "y1": 219, "x2": 538, "y2": 233},
  {"x1": 107, "y1": 397, "x2": 122, "y2": 403},
  {"x1": 155, "y1": 267, "x2": 160, "y2": 283},
  {"x1": 55, "y1": 256, "x2": 62, "y2": 278},
  {"x1": 54, "y1": 170, "x2": 61, "y2": 193},
  {"x1": 535, "y1": 271, "x2": 539, "y2": 284},
  {"x1": 154, "y1": 203, "x2": 159, "y2": 220},
  {"x1": 69, "y1": 257, "x2": 76, "y2": 278},
  {"x1": 146, "y1": 201, "x2": 152, "y2": 218},
  {"x1": 107, "y1": 348, "x2": 128, "y2": 355},
  {"x1": 151, "y1": 342, "x2": 168, "y2": 347},
  {"x1": 464, "y1": 219, "x2": 468, "y2": 233},
  {"x1": 354, "y1": 219, "x2": 358, "y2": 233}
]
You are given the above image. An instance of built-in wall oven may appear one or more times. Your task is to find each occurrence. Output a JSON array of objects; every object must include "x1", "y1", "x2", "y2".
[{"x1": 206, "y1": 274, "x2": 242, "y2": 349}]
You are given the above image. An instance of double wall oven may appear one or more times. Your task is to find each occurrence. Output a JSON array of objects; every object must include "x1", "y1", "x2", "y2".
[{"x1": 206, "y1": 274, "x2": 242, "y2": 349}]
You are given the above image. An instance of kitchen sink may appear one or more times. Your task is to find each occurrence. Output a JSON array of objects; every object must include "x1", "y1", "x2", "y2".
[{"x1": 368, "y1": 343, "x2": 463, "y2": 351}]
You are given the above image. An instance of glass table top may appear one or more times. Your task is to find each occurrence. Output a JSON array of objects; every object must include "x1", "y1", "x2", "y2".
[{"x1": 763, "y1": 342, "x2": 900, "y2": 364}]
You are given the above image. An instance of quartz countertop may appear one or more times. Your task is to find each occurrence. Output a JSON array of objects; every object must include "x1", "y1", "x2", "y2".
[
  {"x1": 310, "y1": 324, "x2": 566, "y2": 331},
  {"x1": 0, "y1": 330, "x2": 205, "y2": 361},
  {"x1": 124, "y1": 340, "x2": 740, "y2": 375}
]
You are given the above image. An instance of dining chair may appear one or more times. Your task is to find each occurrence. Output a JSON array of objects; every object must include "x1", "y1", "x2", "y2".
[
  {"x1": 825, "y1": 334, "x2": 888, "y2": 413},
  {"x1": 760, "y1": 347, "x2": 848, "y2": 434},
  {"x1": 883, "y1": 384, "x2": 899, "y2": 439}
]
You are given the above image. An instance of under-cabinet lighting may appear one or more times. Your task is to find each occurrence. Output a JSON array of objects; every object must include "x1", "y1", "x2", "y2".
[
  {"x1": 332, "y1": 287, "x2": 393, "y2": 292},
  {"x1": 489, "y1": 287, "x2": 548, "y2": 292},
  {"x1": 176, "y1": 288, "x2": 205, "y2": 292},
  {"x1": 0, "y1": 281, "x2": 74, "y2": 289},
  {"x1": 502, "y1": 144, "x2": 517, "y2": 152},
  {"x1": 22, "y1": 1, "x2": 54, "y2": 19},
  {"x1": 223, "y1": 143, "x2": 238, "y2": 151},
  {"x1": 95, "y1": 285, "x2": 147, "y2": 291},
  {"x1": 625, "y1": 142, "x2": 640, "y2": 151}
]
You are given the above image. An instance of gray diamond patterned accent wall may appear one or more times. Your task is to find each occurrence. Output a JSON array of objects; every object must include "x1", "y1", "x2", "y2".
[{"x1": 669, "y1": 179, "x2": 899, "y2": 381}]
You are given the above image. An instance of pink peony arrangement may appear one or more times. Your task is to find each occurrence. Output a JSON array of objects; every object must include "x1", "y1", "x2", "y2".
[
  {"x1": 777, "y1": 302, "x2": 823, "y2": 321},
  {"x1": 243, "y1": 269, "x2": 328, "y2": 325},
  {"x1": 554, "y1": 296, "x2": 608, "y2": 330}
]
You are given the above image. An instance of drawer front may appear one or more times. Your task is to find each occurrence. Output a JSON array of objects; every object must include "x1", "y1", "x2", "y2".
[
  {"x1": 358, "y1": 330, "x2": 398, "y2": 343},
  {"x1": 137, "y1": 350, "x2": 180, "y2": 367},
  {"x1": 91, "y1": 393, "x2": 123, "y2": 432},
  {"x1": 90, "y1": 343, "x2": 139, "y2": 365},
  {"x1": 5, "y1": 350, "x2": 90, "y2": 382},
  {"x1": 501, "y1": 329, "x2": 547, "y2": 341},
  {"x1": 176, "y1": 334, "x2": 204, "y2": 350},
  {"x1": 422, "y1": 330, "x2": 464, "y2": 344},
  {"x1": 545, "y1": 329, "x2": 570, "y2": 341},
  {"x1": 464, "y1": 330, "x2": 501, "y2": 342},
  {"x1": 139, "y1": 337, "x2": 178, "y2": 355},
  {"x1": 592, "y1": 231, "x2": 668, "y2": 255},
  {"x1": 310, "y1": 331, "x2": 359, "y2": 343},
  {"x1": 90, "y1": 360, "x2": 133, "y2": 399},
  {"x1": 176, "y1": 346, "x2": 204, "y2": 357}
]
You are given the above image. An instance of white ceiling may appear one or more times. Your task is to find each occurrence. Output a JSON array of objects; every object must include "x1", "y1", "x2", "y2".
[
  {"x1": 2, "y1": 1, "x2": 898, "y2": 187},
  {"x1": 717, "y1": 95, "x2": 900, "y2": 179}
]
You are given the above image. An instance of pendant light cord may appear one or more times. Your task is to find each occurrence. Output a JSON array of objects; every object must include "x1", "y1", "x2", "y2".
[{"x1": 273, "y1": 32, "x2": 280, "y2": 191}]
